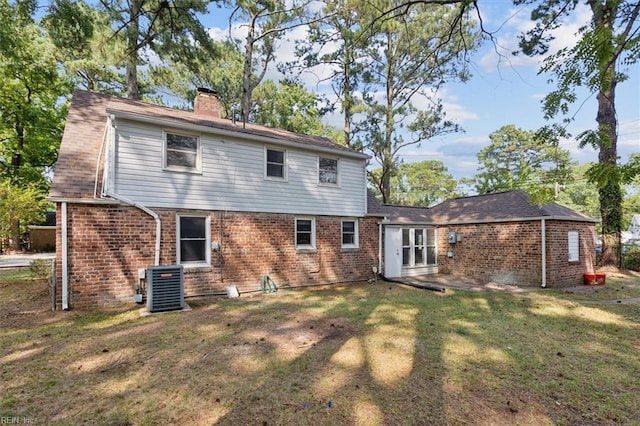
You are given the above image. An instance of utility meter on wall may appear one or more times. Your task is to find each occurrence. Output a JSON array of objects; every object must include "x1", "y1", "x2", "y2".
[{"x1": 448, "y1": 231, "x2": 457, "y2": 244}]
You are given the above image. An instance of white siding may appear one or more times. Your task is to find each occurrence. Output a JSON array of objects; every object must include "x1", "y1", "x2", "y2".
[{"x1": 112, "y1": 119, "x2": 367, "y2": 216}]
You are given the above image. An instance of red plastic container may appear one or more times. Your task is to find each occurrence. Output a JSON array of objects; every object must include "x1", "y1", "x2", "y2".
[{"x1": 584, "y1": 273, "x2": 606, "y2": 285}]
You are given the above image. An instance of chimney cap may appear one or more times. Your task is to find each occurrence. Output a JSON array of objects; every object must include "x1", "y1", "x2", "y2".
[{"x1": 197, "y1": 87, "x2": 217, "y2": 95}]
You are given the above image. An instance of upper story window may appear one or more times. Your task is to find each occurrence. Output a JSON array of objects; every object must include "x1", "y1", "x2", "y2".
[
  {"x1": 165, "y1": 131, "x2": 201, "y2": 172},
  {"x1": 265, "y1": 148, "x2": 286, "y2": 180},
  {"x1": 319, "y1": 157, "x2": 338, "y2": 185}
]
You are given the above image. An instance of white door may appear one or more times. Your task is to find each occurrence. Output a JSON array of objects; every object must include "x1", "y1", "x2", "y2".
[{"x1": 384, "y1": 227, "x2": 403, "y2": 278}]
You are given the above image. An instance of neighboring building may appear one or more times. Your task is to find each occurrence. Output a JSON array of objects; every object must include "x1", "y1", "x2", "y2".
[
  {"x1": 50, "y1": 90, "x2": 598, "y2": 310},
  {"x1": 28, "y1": 211, "x2": 56, "y2": 252},
  {"x1": 370, "y1": 190, "x2": 597, "y2": 288}
]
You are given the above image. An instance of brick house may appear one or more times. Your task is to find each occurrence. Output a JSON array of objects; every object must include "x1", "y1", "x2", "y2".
[
  {"x1": 50, "y1": 90, "x2": 597, "y2": 309},
  {"x1": 369, "y1": 190, "x2": 597, "y2": 288},
  {"x1": 49, "y1": 90, "x2": 379, "y2": 309}
]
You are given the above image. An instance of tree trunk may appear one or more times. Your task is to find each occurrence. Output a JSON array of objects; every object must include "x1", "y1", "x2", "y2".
[
  {"x1": 596, "y1": 81, "x2": 621, "y2": 267},
  {"x1": 592, "y1": 1, "x2": 622, "y2": 268},
  {"x1": 126, "y1": 0, "x2": 142, "y2": 100}
]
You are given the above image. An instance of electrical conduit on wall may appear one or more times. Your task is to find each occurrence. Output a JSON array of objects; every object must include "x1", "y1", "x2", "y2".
[{"x1": 541, "y1": 219, "x2": 547, "y2": 288}]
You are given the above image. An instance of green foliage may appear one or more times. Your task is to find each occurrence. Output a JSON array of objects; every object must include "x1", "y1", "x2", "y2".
[
  {"x1": 0, "y1": 180, "x2": 49, "y2": 251},
  {"x1": 472, "y1": 125, "x2": 573, "y2": 201},
  {"x1": 356, "y1": 1, "x2": 479, "y2": 202},
  {"x1": 0, "y1": 0, "x2": 70, "y2": 188},
  {"x1": 515, "y1": 0, "x2": 640, "y2": 267},
  {"x1": 227, "y1": 0, "x2": 308, "y2": 123},
  {"x1": 555, "y1": 163, "x2": 601, "y2": 218},
  {"x1": 386, "y1": 160, "x2": 459, "y2": 207},
  {"x1": 43, "y1": 0, "x2": 128, "y2": 95},
  {"x1": 252, "y1": 80, "x2": 334, "y2": 136},
  {"x1": 622, "y1": 245, "x2": 640, "y2": 271}
]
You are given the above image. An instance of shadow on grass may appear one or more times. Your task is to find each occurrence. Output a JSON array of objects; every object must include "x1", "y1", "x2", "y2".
[{"x1": 1, "y1": 281, "x2": 639, "y2": 424}]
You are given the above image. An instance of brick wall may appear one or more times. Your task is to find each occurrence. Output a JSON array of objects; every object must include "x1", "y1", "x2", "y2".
[
  {"x1": 544, "y1": 220, "x2": 596, "y2": 287},
  {"x1": 437, "y1": 220, "x2": 596, "y2": 287},
  {"x1": 55, "y1": 203, "x2": 379, "y2": 309}
]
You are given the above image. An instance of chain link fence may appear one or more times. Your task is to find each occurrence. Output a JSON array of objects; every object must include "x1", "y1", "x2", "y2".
[{"x1": 0, "y1": 258, "x2": 56, "y2": 310}]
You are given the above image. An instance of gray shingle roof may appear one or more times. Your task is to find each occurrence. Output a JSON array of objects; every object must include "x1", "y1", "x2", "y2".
[
  {"x1": 368, "y1": 190, "x2": 597, "y2": 224},
  {"x1": 50, "y1": 90, "x2": 366, "y2": 199}
]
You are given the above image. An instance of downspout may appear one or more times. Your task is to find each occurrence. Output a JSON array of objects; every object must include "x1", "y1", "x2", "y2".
[
  {"x1": 541, "y1": 219, "x2": 547, "y2": 288},
  {"x1": 102, "y1": 114, "x2": 161, "y2": 266},
  {"x1": 61, "y1": 202, "x2": 69, "y2": 310},
  {"x1": 378, "y1": 220, "x2": 383, "y2": 275},
  {"x1": 104, "y1": 190, "x2": 161, "y2": 266}
]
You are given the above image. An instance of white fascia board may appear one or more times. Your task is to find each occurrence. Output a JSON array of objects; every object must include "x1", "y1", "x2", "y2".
[
  {"x1": 47, "y1": 197, "x2": 123, "y2": 205},
  {"x1": 107, "y1": 109, "x2": 370, "y2": 161}
]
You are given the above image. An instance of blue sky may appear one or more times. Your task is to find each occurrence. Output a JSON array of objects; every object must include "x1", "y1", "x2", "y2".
[{"x1": 202, "y1": 2, "x2": 639, "y2": 182}]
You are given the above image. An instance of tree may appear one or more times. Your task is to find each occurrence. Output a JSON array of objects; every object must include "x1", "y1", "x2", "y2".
[
  {"x1": 516, "y1": 0, "x2": 640, "y2": 267},
  {"x1": 387, "y1": 160, "x2": 458, "y2": 206},
  {"x1": 43, "y1": 0, "x2": 128, "y2": 95},
  {"x1": 227, "y1": 0, "x2": 310, "y2": 124},
  {"x1": 555, "y1": 163, "x2": 601, "y2": 221},
  {"x1": 252, "y1": 79, "x2": 332, "y2": 135},
  {"x1": 151, "y1": 39, "x2": 245, "y2": 116},
  {"x1": 289, "y1": 0, "x2": 367, "y2": 149},
  {"x1": 48, "y1": 0, "x2": 217, "y2": 100},
  {"x1": 356, "y1": 1, "x2": 479, "y2": 203},
  {"x1": 472, "y1": 125, "x2": 573, "y2": 200},
  {"x1": 0, "y1": 0, "x2": 70, "y2": 188}
]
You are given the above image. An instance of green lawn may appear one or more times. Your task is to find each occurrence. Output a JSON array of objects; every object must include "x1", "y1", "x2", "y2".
[{"x1": 1, "y1": 273, "x2": 639, "y2": 425}]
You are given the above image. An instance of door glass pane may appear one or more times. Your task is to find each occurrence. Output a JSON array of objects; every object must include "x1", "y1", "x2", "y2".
[{"x1": 402, "y1": 248, "x2": 410, "y2": 266}]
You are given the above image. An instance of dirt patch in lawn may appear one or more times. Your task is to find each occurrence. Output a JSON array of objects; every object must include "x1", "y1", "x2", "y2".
[{"x1": 2, "y1": 278, "x2": 640, "y2": 425}]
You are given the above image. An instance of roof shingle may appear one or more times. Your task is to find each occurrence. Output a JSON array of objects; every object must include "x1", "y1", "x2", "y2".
[{"x1": 368, "y1": 190, "x2": 596, "y2": 224}]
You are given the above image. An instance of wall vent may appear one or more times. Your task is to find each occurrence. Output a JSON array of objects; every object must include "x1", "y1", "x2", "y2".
[{"x1": 147, "y1": 265, "x2": 184, "y2": 312}]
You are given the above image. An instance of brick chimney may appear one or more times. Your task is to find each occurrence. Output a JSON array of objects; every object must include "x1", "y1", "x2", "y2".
[{"x1": 194, "y1": 87, "x2": 222, "y2": 119}]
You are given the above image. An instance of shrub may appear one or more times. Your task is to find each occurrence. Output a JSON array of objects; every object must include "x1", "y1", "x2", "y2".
[{"x1": 623, "y1": 245, "x2": 640, "y2": 271}]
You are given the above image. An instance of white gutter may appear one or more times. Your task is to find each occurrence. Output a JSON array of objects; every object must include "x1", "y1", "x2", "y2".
[
  {"x1": 107, "y1": 109, "x2": 371, "y2": 160},
  {"x1": 104, "y1": 191, "x2": 161, "y2": 266},
  {"x1": 61, "y1": 202, "x2": 69, "y2": 310},
  {"x1": 102, "y1": 114, "x2": 161, "y2": 266},
  {"x1": 541, "y1": 219, "x2": 547, "y2": 288}
]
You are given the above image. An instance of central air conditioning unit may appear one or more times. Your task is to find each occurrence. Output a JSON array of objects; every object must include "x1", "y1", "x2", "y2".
[{"x1": 146, "y1": 265, "x2": 184, "y2": 313}]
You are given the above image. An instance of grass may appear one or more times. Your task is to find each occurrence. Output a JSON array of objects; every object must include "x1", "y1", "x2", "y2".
[{"x1": 1, "y1": 274, "x2": 639, "y2": 425}]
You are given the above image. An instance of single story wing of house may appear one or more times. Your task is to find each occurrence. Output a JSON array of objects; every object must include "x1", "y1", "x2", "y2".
[{"x1": 49, "y1": 89, "x2": 598, "y2": 310}]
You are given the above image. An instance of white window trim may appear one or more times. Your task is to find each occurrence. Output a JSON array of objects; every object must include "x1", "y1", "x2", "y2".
[
  {"x1": 568, "y1": 231, "x2": 579, "y2": 262},
  {"x1": 176, "y1": 213, "x2": 211, "y2": 267},
  {"x1": 264, "y1": 146, "x2": 287, "y2": 181},
  {"x1": 318, "y1": 156, "x2": 340, "y2": 186},
  {"x1": 295, "y1": 217, "x2": 316, "y2": 250},
  {"x1": 341, "y1": 218, "x2": 359, "y2": 249},
  {"x1": 163, "y1": 130, "x2": 202, "y2": 174}
]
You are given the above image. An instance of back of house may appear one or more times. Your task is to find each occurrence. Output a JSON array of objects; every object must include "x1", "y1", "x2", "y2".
[{"x1": 49, "y1": 90, "x2": 379, "y2": 309}]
